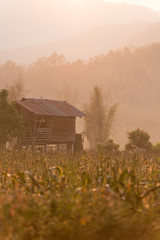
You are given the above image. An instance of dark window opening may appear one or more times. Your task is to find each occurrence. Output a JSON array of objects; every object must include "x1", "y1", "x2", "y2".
[{"x1": 36, "y1": 118, "x2": 47, "y2": 128}]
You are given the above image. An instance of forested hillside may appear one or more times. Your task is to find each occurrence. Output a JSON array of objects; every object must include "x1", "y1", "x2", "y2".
[{"x1": 1, "y1": 43, "x2": 160, "y2": 146}]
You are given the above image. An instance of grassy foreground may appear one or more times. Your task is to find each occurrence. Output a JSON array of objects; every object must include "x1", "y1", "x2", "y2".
[{"x1": 0, "y1": 151, "x2": 160, "y2": 240}]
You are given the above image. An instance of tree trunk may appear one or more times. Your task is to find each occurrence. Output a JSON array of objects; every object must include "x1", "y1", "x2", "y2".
[{"x1": 0, "y1": 142, "x2": 6, "y2": 151}]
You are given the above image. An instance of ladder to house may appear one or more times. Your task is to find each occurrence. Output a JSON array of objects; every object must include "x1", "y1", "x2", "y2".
[{"x1": 35, "y1": 128, "x2": 50, "y2": 144}]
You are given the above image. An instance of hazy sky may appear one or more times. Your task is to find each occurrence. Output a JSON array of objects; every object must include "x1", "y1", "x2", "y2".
[
  {"x1": 105, "y1": 0, "x2": 160, "y2": 12},
  {"x1": 0, "y1": 0, "x2": 160, "y2": 50}
]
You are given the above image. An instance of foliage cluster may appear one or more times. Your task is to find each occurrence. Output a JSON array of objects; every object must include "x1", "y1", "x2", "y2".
[
  {"x1": 0, "y1": 89, "x2": 24, "y2": 149},
  {"x1": 125, "y1": 128, "x2": 152, "y2": 152},
  {"x1": 97, "y1": 139, "x2": 120, "y2": 153},
  {"x1": 0, "y1": 151, "x2": 159, "y2": 239},
  {"x1": 125, "y1": 128, "x2": 160, "y2": 155}
]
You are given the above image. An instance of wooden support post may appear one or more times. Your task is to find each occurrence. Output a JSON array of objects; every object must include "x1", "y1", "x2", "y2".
[
  {"x1": 72, "y1": 144, "x2": 74, "y2": 153},
  {"x1": 44, "y1": 144, "x2": 47, "y2": 153}
]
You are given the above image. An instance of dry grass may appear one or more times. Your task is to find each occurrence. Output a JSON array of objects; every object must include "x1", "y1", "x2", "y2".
[{"x1": 0, "y1": 150, "x2": 159, "y2": 240}]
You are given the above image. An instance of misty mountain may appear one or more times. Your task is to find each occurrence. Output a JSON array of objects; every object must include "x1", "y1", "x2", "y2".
[
  {"x1": 133, "y1": 21, "x2": 160, "y2": 46},
  {"x1": 1, "y1": 20, "x2": 160, "y2": 64},
  {"x1": 0, "y1": 1, "x2": 160, "y2": 63},
  {"x1": 0, "y1": 22, "x2": 148, "y2": 64}
]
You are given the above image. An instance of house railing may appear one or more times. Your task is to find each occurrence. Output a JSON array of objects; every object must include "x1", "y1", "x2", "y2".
[
  {"x1": 17, "y1": 128, "x2": 76, "y2": 147},
  {"x1": 34, "y1": 128, "x2": 50, "y2": 144}
]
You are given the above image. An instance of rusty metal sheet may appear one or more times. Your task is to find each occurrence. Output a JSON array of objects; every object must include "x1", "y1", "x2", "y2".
[{"x1": 15, "y1": 98, "x2": 85, "y2": 117}]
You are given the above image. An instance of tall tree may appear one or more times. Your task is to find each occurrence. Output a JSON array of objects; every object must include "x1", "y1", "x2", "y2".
[
  {"x1": 0, "y1": 89, "x2": 24, "y2": 150},
  {"x1": 84, "y1": 86, "x2": 118, "y2": 149}
]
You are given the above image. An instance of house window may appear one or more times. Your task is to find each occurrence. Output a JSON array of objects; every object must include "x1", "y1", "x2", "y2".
[{"x1": 36, "y1": 118, "x2": 47, "y2": 128}]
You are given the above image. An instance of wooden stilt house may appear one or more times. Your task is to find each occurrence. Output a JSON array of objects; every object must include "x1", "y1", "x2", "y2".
[{"x1": 15, "y1": 98, "x2": 85, "y2": 152}]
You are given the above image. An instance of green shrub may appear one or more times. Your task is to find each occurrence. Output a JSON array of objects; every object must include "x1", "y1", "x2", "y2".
[
  {"x1": 125, "y1": 128, "x2": 152, "y2": 152},
  {"x1": 97, "y1": 139, "x2": 120, "y2": 153}
]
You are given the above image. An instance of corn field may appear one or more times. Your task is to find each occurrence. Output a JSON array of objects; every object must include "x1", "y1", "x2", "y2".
[{"x1": 0, "y1": 150, "x2": 160, "y2": 240}]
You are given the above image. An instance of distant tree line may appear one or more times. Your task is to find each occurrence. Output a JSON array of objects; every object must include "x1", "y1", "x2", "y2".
[{"x1": 1, "y1": 44, "x2": 160, "y2": 107}]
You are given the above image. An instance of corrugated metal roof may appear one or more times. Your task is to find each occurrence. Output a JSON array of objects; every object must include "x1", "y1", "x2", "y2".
[{"x1": 15, "y1": 98, "x2": 85, "y2": 117}]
